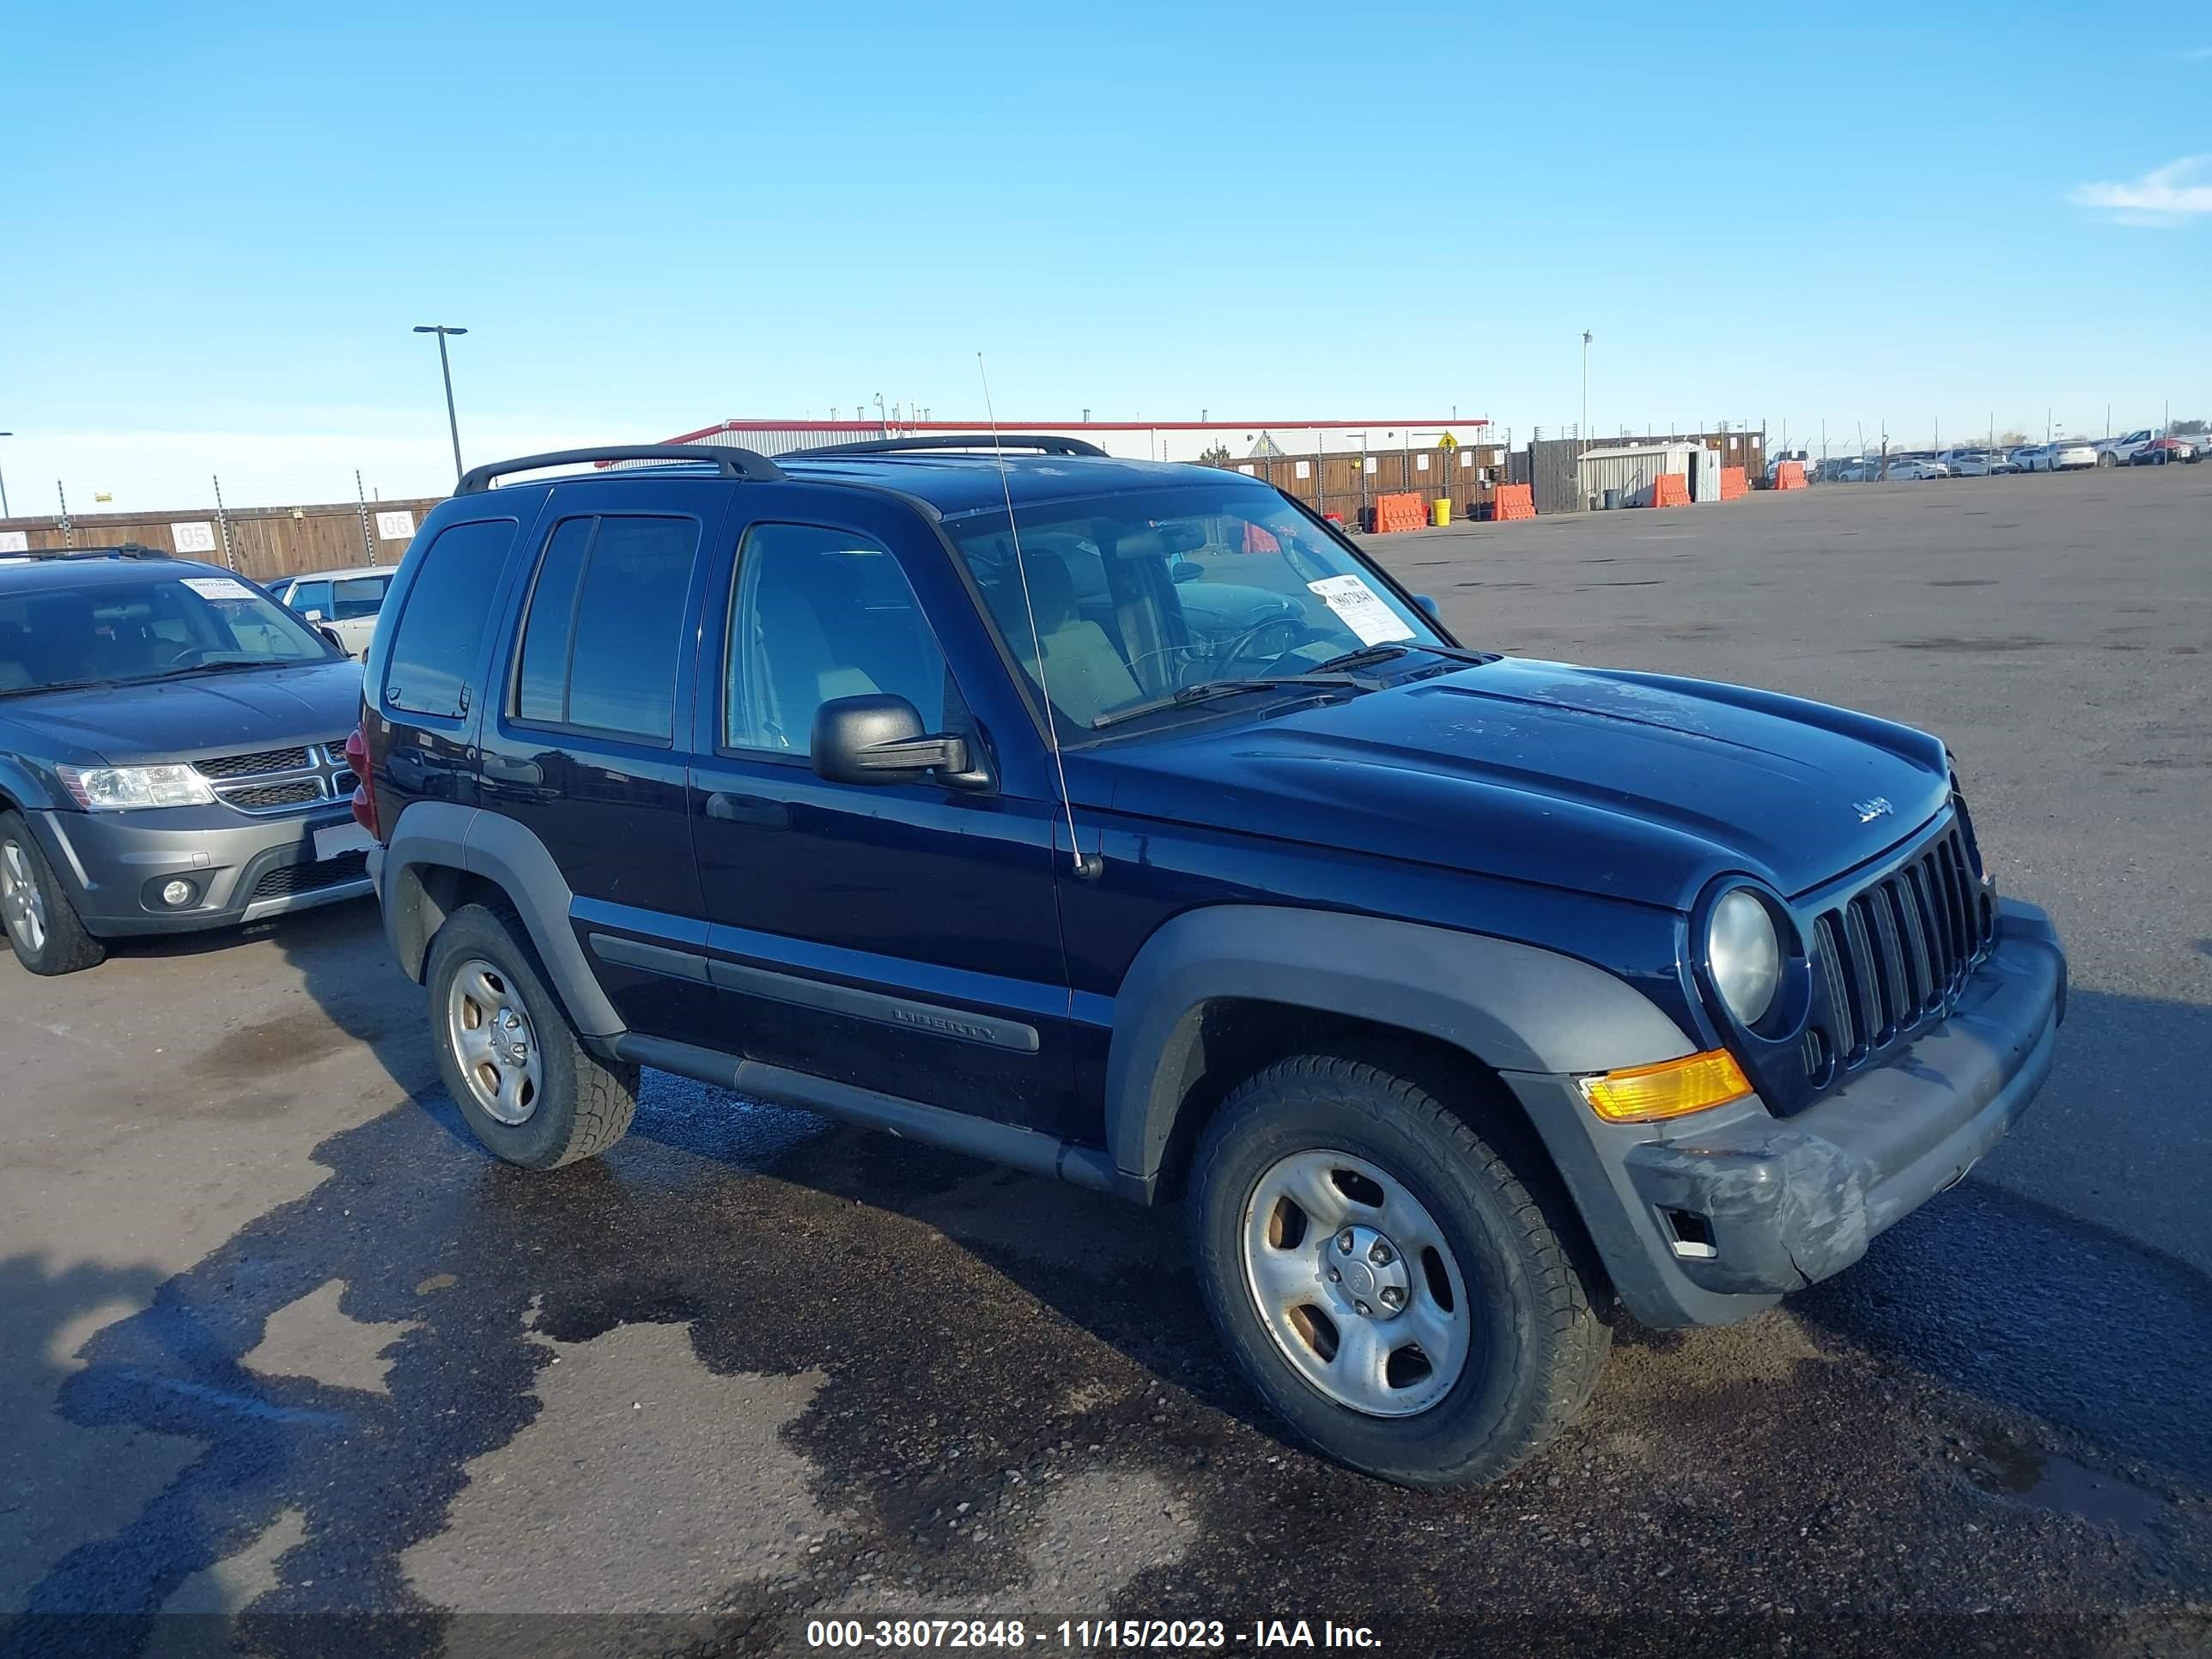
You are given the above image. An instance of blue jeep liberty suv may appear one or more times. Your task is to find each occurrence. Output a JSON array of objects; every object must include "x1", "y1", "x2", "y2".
[{"x1": 353, "y1": 438, "x2": 2066, "y2": 1487}]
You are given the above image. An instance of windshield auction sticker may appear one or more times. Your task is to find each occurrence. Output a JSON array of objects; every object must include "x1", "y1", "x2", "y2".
[
  {"x1": 1306, "y1": 575, "x2": 1414, "y2": 647},
  {"x1": 179, "y1": 576, "x2": 258, "y2": 602}
]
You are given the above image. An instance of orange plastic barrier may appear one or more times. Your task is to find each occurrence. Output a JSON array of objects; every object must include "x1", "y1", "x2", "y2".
[
  {"x1": 1774, "y1": 460, "x2": 1807, "y2": 490},
  {"x1": 1492, "y1": 483, "x2": 1535, "y2": 521},
  {"x1": 1370, "y1": 491, "x2": 1429, "y2": 534},
  {"x1": 1719, "y1": 465, "x2": 1748, "y2": 501},
  {"x1": 1651, "y1": 473, "x2": 1690, "y2": 508}
]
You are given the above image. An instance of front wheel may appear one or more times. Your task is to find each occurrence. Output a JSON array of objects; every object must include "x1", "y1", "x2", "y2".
[
  {"x1": 1188, "y1": 1052, "x2": 1610, "y2": 1488},
  {"x1": 425, "y1": 903, "x2": 639, "y2": 1168},
  {"x1": 0, "y1": 811, "x2": 105, "y2": 975}
]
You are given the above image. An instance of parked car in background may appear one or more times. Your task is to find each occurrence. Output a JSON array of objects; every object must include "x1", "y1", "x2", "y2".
[
  {"x1": 2094, "y1": 429, "x2": 2154, "y2": 467},
  {"x1": 2051, "y1": 441, "x2": 2100, "y2": 471},
  {"x1": 2131, "y1": 436, "x2": 2197, "y2": 465},
  {"x1": 270, "y1": 564, "x2": 392, "y2": 657},
  {"x1": 0, "y1": 546, "x2": 370, "y2": 975},
  {"x1": 1885, "y1": 458, "x2": 1947, "y2": 481},
  {"x1": 2009, "y1": 444, "x2": 2051, "y2": 472},
  {"x1": 353, "y1": 438, "x2": 2065, "y2": 1490}
]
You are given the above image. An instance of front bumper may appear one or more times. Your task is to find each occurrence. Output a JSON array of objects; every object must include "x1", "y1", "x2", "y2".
[
  {"x1": 29, "y1": 804, "x2": 376, "y2": 939},
  {"x1": 1508, "y1": 897, "x2": 2065, "y2": 1328}
]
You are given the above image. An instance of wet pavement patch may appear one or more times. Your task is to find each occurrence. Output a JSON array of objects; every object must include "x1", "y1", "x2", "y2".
[{"x1": 1965, "y1": 1438, "x2": 2172, "y2": 1547}]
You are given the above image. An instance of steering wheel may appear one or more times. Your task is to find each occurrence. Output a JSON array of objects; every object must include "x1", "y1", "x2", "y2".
[
  {"x1": 156, "y1": 647, "x2": 204, "y2": 670},
  {"x1": 1217, "y1": 616, "x2": 1328, "y2": 678}
]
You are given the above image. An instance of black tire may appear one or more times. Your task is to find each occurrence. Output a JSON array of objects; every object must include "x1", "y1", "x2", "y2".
[
  {"x1": 0, "y1": 810, "x2": 106, "y2": 975},
  {"x1": 424, "y1": 902, "x2": 639, "y2": 1168},
  {"x1": 1188, "y1": 1050, "x2": 1610, "y2": 1488}
]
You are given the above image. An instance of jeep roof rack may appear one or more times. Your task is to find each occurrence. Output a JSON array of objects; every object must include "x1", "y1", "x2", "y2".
[
  {"x1": 18, "y1": 542, "x2": 170, "y2": 561},
  {"x1": 456, "y1": 444, "x2": 785, "y2": 495},
  {"x1": 783, "y1": 434, "x2": 1109, "y2": 459}
]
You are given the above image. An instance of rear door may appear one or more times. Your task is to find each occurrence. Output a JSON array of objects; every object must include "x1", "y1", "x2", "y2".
[
  {"x1": 682, "y1": 487, "x2": 1085, "y2": 1139},
  {"x1": 474, "y1": 478, "x2": 732, "y2": 1039}
]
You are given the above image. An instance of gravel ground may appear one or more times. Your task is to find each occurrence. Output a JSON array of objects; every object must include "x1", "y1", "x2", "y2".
[{"x1": 1, "y1": 467, "x2": 2206, "y2": 1658}]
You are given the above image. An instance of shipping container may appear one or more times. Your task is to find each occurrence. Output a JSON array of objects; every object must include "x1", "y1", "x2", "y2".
[{"x1": 1577, "y1": 443, "x2": 1700, "y2": 508}]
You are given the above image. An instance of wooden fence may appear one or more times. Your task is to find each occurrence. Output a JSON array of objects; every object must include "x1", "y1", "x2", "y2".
[
  {"x1": 0, "y1": 496, "x2": 447, "y2": 586},
  {"x1": 1211, "y1": 443, "x2": 1511, "y2": 523}
]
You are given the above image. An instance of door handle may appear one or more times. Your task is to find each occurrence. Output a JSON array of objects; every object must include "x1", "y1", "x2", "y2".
[
  {"x1": 705, "y1": 791, "x2": 790, "y2": 830},
  {"x1": 479, "y1": 755, "x2": 543, "y2": 787}
]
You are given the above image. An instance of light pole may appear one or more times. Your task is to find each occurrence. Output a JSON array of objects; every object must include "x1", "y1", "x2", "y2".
[
  {"x1": 0, "y1": 432, "x2": 12, "y2": 520},
  {"x1": 1580, "y1": 331, "x2": 1592, "y2": 452},
  {"x1": 412, "y1": 325, "x2": 468, "y2": 484}
]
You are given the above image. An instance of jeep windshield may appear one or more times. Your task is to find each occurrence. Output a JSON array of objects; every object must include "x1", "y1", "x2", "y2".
[
  {"x1": 945, "y1": 484, "x2": 1456, "y2": 736},
  {"x1": 0, "y1": 571, "x2": 337, "y2": 696}
]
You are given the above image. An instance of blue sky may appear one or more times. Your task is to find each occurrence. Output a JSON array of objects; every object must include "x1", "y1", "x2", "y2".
[{"x1": 3, "y1": 2, "x2": 2206, "y2": 510}]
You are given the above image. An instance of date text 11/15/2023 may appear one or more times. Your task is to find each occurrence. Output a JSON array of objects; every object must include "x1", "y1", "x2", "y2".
[{"x1": 804, "y1": 1618, "x2": 1382, "y2": 1649}]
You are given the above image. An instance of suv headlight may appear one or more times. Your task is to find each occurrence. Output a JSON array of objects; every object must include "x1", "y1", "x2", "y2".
[
  {"x1": 58, "y1": 764, "x2": 217, "y2": 811},
  {"x1": 1707, "y1": 888, "x2": 1781, "y2": 1025}
]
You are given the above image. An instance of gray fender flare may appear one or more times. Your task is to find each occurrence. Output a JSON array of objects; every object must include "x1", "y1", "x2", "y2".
[
  {"x1": 378, "y1": 800, "x2": 625, "y2": 1037},
  {"x1": 1103, "y1": 905, "x2": 1693, "y2": 1184}
]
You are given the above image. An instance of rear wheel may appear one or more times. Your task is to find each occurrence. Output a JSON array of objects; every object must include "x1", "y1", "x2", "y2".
[
  {"x1": 0, "y1": 811, "x2": 105, "y2": 975},
  {"x1": 425, "y1": 903, "x2": 639, "y2": 1168},
  {"x1": 1188, "y1": 1051, "x2": 1610, "y2": 1488}
]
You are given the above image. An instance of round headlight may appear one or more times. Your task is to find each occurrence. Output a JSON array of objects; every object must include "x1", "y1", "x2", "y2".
[{"x1": 1708, "y1": 889, "x2": 1781, "y2": 1025}]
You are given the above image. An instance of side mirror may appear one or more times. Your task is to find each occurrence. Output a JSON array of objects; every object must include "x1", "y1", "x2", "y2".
[
  {"x1": 1414, "y1": 594, "x2": 1441, "y2": 622},
  {"x1": 1171, "y1": 561, "x2": 1203, "y2": 584},
  {"x1": 811, "y1": 694, "x2": 989, "y2": 790},
  {"x1": 303, "y1": 609, "x2": 325, "y2": 623},
  {"x1": 317, "y1": 625, "x2": 346, "y2": 652}
]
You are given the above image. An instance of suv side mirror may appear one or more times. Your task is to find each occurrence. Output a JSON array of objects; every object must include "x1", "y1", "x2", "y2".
[
  {"x1": 811, "y1": 695, "x2": 990, "y2": 791},
  {"x1": 1414, "y1": 594, "x2": 1441, "y2": 621}
]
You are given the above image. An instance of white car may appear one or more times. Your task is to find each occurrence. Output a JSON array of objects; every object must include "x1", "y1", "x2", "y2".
[
  {"x1": 2009, "y1": 444, "x2": 2051, "y2": 472},
  {"x1": 2051, "y1": 441, "x2": 2100, "y2": 471},
  {"x1": 269, "y1": 564, "x2": 392, "y2": 658},
  {"x1": 2095, "y1": 428, "x2": 2154, "y2": 467},
  {"x1": 1885, "y1": 458, "x2": 1947, "y2": 481}
]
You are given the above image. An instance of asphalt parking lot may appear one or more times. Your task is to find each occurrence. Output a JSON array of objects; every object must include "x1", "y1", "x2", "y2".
[{"x1": 3, "y1": 468, "x2": 2207, "y2": 1657}]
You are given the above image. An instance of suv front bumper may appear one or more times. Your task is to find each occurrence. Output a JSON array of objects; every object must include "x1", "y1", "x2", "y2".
[
  {"x1": 1509, "y1": 897, "x2": 2065, "y2": 1328},
  {"x1": 28, "y1": 804, "x2": 375, "y2": 939}
]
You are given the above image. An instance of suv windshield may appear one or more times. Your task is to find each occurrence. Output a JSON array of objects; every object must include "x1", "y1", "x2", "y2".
[
  {"x1": 945, "y1": 485, "x2": 1446, "y2": 733},
  {"x1": 0, "y1": 570, "x2": 335, "y2": 696}
]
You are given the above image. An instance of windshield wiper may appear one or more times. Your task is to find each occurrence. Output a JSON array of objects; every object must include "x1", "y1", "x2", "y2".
[
  {"x1": 1310, "y1": 641, "x2": 1498, "y2": 676},
  {"x1": 1090, "y1": 673, "x2": 1372, "y2": 732},
  {"x1": 0, "y1": 676, "x2": 125, "y2": 700},
  {"x1": 142, "y1": 659, "x2": 281, "y2": 679}
]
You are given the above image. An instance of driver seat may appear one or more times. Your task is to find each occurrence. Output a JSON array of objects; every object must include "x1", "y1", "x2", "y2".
[{"x1": 1012, "y1": 551, "x2": 1140, "y2": 727}]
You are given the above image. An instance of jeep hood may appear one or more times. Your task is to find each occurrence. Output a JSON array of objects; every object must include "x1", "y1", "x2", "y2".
[
  {"x1": 1076, "y1": 659, "x2": 1952, "y2": 906},
  {"x1": 0, "y1": 659, "x2": 363, "y2": 767}
]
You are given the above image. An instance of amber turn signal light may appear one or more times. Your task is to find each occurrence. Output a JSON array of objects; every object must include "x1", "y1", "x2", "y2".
[{"x1": 1577, "y1": 1049, "x2": 1754, "y2": 1124}]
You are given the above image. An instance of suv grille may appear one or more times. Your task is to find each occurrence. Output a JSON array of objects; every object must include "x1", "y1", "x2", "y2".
[
  {"x1": 1806, "y1": 822, "x2": 1994, "y2": 1076},
  {"x1": 198, "y1": 745, "x2": 312, "y2": 779},
  {"x1": 191, "y1": 738, "x2": 353, "y2": 816},
  {"x1": 251, "y1": 850, "x2": 368, "y2": 900}
]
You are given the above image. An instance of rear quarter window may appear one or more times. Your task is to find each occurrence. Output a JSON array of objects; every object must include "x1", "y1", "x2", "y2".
[{"x1": 384, "y1": 519, "x2": 517, "y2": 719}]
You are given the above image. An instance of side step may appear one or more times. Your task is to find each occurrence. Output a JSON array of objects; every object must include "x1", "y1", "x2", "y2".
[{"x1": 605, "y1": 1033, "x2": 1134, "y2": 1200}]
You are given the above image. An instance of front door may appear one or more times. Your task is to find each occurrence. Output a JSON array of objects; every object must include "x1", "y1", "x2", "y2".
[{"x1": 685, "y1": 496, "x2": 1082, "y2": 1139}]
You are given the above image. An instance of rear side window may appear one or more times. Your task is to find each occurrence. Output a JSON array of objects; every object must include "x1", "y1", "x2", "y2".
[
  {"x1": 384, "y1": 519, "x2": 516, "y2": 719},
  {"x1": 512, "y1": 515, "x2": 700, "y2": 742}
]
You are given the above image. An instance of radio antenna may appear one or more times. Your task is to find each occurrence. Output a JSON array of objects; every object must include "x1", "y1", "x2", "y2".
[{"x1": 979, "y1": 350, "x2": 1101, "y2": 880}]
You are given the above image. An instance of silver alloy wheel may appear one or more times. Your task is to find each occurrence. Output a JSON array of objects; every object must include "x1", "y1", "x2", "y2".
[
  {"x1": 1241, "y1": 1148, "x2": 1472, "y2": 1418},
  {"x1": 446, "y1": 957, "x2": 542, "y2": 1126},
  {"x1": 1, "y1": 840, "x2": 47, "y2": 957}
]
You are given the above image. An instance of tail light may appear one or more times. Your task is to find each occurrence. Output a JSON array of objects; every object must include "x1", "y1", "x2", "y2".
[{"x1": 344, "y1": 723, "x2": 380, "y2": 842}]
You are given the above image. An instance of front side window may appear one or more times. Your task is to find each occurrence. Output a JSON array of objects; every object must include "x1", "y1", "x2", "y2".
[
  {"x1": 944, "y1": 484, "x2": 1443, "y2": 732},
  {"x1": 0, "y1": 572, "x2": 332, "y2": 696},
  {"x1": 511, "y1": 515, "x2": 699, "y2": 742},
  {"x1": 289, "y1": 580, "x2": 333, "y2": 619},
  {"x1": 331, "y1": 575, "x2": 388, "y2": 620},
  {"x1": 723, "y1": 523, "x2": 946, "y2": 757},
  {"x1": 385, "y1": 518, "x2": 516, "y2": 718}
]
